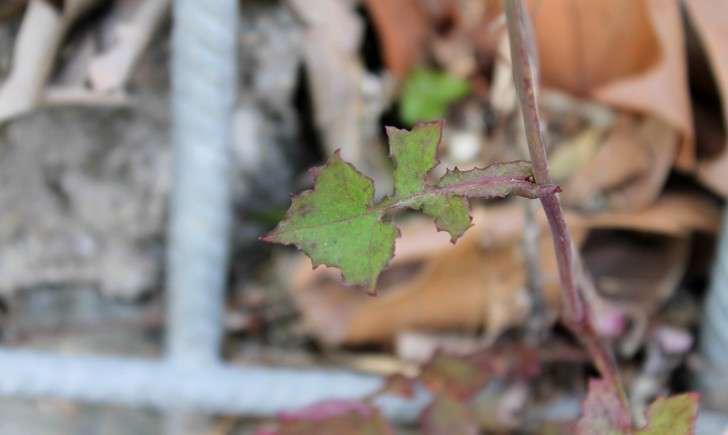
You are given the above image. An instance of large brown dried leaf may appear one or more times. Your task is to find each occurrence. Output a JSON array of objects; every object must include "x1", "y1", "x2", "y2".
[
  {"x1": 287, "y1": 192, "x2": 719, "y2": 346},
  {"x1": 685, "y1": 0, "x2": 728, "y2": 196},
  {"x1": 532, "y1": 0, "x2": 693, "y2": 169},
  {"x1": 363, "y1": 0, "x2": 431, "y2": 78},
  {"x1": 561, "y1": 115, "x2": 678, "y2": 211}
]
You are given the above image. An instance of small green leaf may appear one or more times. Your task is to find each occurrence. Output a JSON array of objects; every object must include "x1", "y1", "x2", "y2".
[
  {"x1": 387, "y1": 121, "x2": 442, "y2": 198},
  {"x1": 387, "y1": 122, "x2": 471, "y2": 241},
  {"x1": 262, "y1": 151, "x2": 398, "y2": 292},
  {"x1": 400, "y1": 67, "x2": 470, "y2": 125},
  {"x1": 636, "y1": 393, "x2": 698, "y2": 435},
  {"x1": 419, "y1": 195, "x2": 472, "y2": 243}
]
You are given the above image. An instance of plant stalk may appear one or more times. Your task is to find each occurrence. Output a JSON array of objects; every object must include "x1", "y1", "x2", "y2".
[{"x1": 503, "y1": 0, "x2": 628, "y2": 407}]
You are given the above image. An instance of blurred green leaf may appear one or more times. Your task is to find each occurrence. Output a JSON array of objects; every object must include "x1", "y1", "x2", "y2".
[{"x1": 400, "y1": 67, "x2": 470, "y2": 125}]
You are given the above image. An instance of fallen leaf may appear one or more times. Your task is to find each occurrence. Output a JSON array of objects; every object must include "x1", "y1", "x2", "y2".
[
  {"x1": 289, "y1": 0, "x2": 389, "y2": 174},
  {"x1": 576, "y1": 193, "x2": 721, "y2": 237},
  {"x1": 530, "y1": 0, "x2": 693, "y2": 169},
  {"x1": 582, "y1": 231, "x2": 690, "y2": 356},
  {"x1": 550, "y1": 126, "x2": 604, "y2": 182},
  {"x1": 419, "y1": 352, "x2": 493, "y2": 400},
  {"x1": 561, "y1": 115, "x2": 677, "y2": 211},
  {"x1": 362, "y1": 0, "x2": 431, "y2": 78},
  {"x1": 0, "y1": 0, "x2": 103, "y2": 121},
  {"x1": 576, "y1": 378, "x2": 633, "y2": 435},
  {"x1": 260, "y1": 399, "x2": 394, "y2": 435},
  {"x1": 87, "y1": 0, "x2": 170, "y2": 92},
  {"x1": 420, "y1": 394, "x2": 478, "y2": 435},
  {"x1": 684, "y1": 0, "x2": 728, "y2": 196}
]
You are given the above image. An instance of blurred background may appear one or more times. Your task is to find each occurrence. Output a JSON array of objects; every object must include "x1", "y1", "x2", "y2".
[{"x1": 0, "y1": 0, "x2": 727, "y2": 433}]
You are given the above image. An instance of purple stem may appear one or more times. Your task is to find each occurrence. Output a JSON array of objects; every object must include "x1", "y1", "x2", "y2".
[{"x1": 503, "y1": 0, "x2": 627, "y2": 408}]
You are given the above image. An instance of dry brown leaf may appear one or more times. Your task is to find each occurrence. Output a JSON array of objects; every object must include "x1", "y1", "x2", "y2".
[
  {"x1": 287, "y1": 192, "x2": 719, "y2": 346},
  {"x1": 0, "y1": 0, "x2": 102, "y2": 121},
  {"x1": 684, "y1": 0, "x2": 728, "y2": 196},
  {"x1": 288, "y1": 205, "x2": 572, "y2": 345},
  {"x1": 88, "y1": 0, "x2": 171, "y2": 92},
  {"x1": 363, "y1": 0, "x2": 431, "y2": 78},
  {"x1": 561, "y1": 115, "x2": 678, "y2": 211},
  {"x1": 582, "y1": 232, "x2": 690, "y2": 356},
  {"x1": 532, "y1": 0, "x2": 693, "y2": 169},
  {"x1": 578, "y1": 193, "x2": 722, "y2": 237}
]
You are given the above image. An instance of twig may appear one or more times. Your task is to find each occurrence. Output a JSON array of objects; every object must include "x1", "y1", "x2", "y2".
[
  {"x1": 0, "y1": 0, "x2": 101, "y2": 122},
  {"x1": 503, "y1": 0, "x2": 628, "y2": 410},
  {"x1": 88, "y1": 0, "x2": 172, "y2": 92},
  {"x1": 521, "y1": 198, "x2": 549, "y2": 341}
]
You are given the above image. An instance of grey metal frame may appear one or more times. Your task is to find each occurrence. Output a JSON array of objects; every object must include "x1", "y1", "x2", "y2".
[{"x1": 0, "y1": 0, "x2": 422, "y2": 427}]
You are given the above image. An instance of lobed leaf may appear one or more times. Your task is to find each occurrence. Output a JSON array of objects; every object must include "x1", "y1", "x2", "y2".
[
  {"x1": 387, "y1": 122, "x2": 472, "y2": 241},
  {"x1": 262, "y1": 151, "x2": 398, "y2": 292},
  {"x1": 387, "y1": 121, "x2": 442, "y2": 198}
]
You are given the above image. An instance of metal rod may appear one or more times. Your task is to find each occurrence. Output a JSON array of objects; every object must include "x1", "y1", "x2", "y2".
[
  {"x1": 167, "y1": 0, "x2": 238, "y2": 366},
  {"x1": 0, "y1": 348, "x2": 427, "y2": 420},
  {"x1": 698, "y1": 206, "x2": 728, "y2": 409}
]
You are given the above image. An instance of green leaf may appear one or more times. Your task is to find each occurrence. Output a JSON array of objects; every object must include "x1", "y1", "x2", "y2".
[
  {"x1": 264, "y1": 122, "x2": 548, "y2": 292},
  {"x1": 636, "y1": 393, "x2": 698, "y2": 435},
  {"x1": 387, "y1": 121, "x2": 442, "y2": 198},
  {"x1": 262, "y1": 151, "x2": 398, "y2": 292},
  {"x1": 387, "y1": 122, "x2": 471, "y2": 242},
  {"x1": 400, "y1": 67, "x2": 470, "y2": 125},
  {"x1": 576, "y1": 378, "x2": 697, "y2": 435}
]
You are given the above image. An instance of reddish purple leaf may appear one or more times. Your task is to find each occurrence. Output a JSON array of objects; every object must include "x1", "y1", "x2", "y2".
[
  {"x1": 259, "y1": 399, "x2": 394, "y2": 435},
  {"x1": 576, "y1": 378, "x2": 632, "y2": 435}
]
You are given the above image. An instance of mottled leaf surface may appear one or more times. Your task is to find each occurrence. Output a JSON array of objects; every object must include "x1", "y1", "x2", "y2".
[
  {"x1": 262, "y1": 152, "x2": 398, "y2": 291},
  {"x1": 387, "y1": 122, "x2": 472, "y2": 241},
  {"x1": 636, "y1": 393, "x2": 698, "y2": 435}
]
